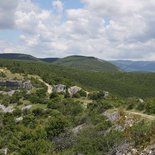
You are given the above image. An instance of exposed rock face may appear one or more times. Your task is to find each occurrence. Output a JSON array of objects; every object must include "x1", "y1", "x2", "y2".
[
  {"x1": 22, "y1": 81, "x2": 32, "y2": 90},
  {"x1": 104, "y1": 91, "x2": 109, "y2": 98},
  {"x1": 53, "y1": 84, "x2": 66, "y2": 93},
  {"x1": 68, "y1": 86, "x2": 81, "y2": 97},
  {"x1": 140, "y1": 144, "x2": 155, "y2": 155},
  {"x1": 110, "y1": 143, "x2": 137, "y2": 155},
  {"x1": 0, "y1": 148, "x2": 8, "y2": 155},
  {"x1": 0, "y1": 80, "x2": 32, "y2": 90},
  {"x1": 103, "y1": 111, "x2": 120, "y2": 122},
  {"x1": 0, "y1": 104, "x2": 14, "y2": 113}
]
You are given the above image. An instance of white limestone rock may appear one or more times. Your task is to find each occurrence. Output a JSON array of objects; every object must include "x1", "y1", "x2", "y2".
[
  {"x1": 68, "y1": 86, "x2": 81, "y2": 97},
  {"x1": 0, "y1": 104, "x2": 14, "y2": 113},
  {"x1": 22, "y1": 105, "x2": 32, "y2": 111},
  {"x1": 53, "y1": 84, "x2": 66, "y2": 93}
]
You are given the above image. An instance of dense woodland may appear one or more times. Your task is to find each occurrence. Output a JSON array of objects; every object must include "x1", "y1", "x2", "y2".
[
  {"x1": 0, "y1": 59, "x2": 155, "y2": 154},
  {"x1": 0, "y1": 59, "x2": 155, "y2": 98}
]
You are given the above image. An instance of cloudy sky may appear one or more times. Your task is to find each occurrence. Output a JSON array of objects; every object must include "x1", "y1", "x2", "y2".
[{"x1": 0, "y1": 0, "x2": 155, "y2": 60}]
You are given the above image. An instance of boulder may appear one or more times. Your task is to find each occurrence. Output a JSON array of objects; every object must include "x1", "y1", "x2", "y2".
[
  {"x1": 0, "y1": 104, "x2": 14, "y2": 113},
  {"x1": 104, "y1": 91, "x2": 109, "y2": 98},
  {"x1": 53, "y1": 84, "x2": 66, "y2": 93},
  {"x1": 68, "y1": 86, "x2": 81, "y2": 97},
  {"x1": 138, "y1": 98, "x2": 144, "y2": 103},
  {"x1": 22, "y1": 80, "x2": 32, "y2": 90},
  {"x1": 15, "y1": 117, "x2": 23, "y2": 122},
  {"x1": 22, "y1": 105, "x2": 32, "y2": 111}
]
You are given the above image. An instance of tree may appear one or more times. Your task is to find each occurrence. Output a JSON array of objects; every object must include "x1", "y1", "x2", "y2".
[{"x1": 46, "y1": 116, "x2": 68, "y2": 140}]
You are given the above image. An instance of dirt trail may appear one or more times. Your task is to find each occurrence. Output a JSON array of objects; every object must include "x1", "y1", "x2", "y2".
[
  {"x1": 38, "y1": 78, "x2": 53, "y2": 94},
  {"x1": 125, "y1": 110, "x2": 155, "y2": 121}
]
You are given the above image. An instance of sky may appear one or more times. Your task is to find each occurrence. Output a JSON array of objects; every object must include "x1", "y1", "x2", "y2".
[{"x1": 0, "y1": 0, "x2": 155, "y2": 60}]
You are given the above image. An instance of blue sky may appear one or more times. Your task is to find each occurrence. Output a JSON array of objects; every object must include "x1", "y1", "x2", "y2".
[
  {"x1": 0, "y1": 0, "x2": 155, "y2": 60},
  {"x1": 33, "y1": 0, "x2": 84, "y2": 10}
]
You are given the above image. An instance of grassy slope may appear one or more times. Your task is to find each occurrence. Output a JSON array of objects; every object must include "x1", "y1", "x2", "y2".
[
  {"x1": 0, "y1": 59, "x2": 155, "y2": 98},
  {"x1": 53, "y1": 55, "x2": 120, "y2": 72}
]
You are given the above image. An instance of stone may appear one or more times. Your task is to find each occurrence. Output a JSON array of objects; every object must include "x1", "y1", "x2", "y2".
[
  {"x1": 103, "y1": 111, "x2": 120, "y2": 122},
  {"x1": 138, "y1": 98, "x2": 144, "y2": 103},
  {"x1": 0, "y1": 148, "x2": 8, "y2": 155},
  {"x1": 104, "y1": 91, "x2": 109, "y2": 98},
  {"x1": 0, "y1": 104, "x2": 14, "y2": 113},
  {"x1": 15, "y1": 117, "x2": 23, "y2": 122},
  {"x1": 68, "y1": 86, "x2": 81, "y2": 97},
  {"x1": 22, "y1": 105, "x2": 32, "y2": 111},
  {"x1": 0, "y1": 80, "x2": 32, "y2": 90},
  {"x1": 140, "y1": 144, "x2": 155, "y2": 155},
  {"x1": 53, "y1": 84, "x2": 66, "y2": 93},
  {"x1": 22, "y1": 80, "x2": 32, "y2": 90}
]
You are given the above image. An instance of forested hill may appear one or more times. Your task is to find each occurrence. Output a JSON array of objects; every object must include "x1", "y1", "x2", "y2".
[
  {"x1": 52, "y1": 55, "x2": 120, "y2": 72},
  {"x1": 0, "y1": 53, "x2": 120, "y2": 72},
  {"x1": 0, "y1": 59, "x2": 155, "y2": 98},
  {"x1": 0, "y1": 53, "x2": 39, "y2": 61}
]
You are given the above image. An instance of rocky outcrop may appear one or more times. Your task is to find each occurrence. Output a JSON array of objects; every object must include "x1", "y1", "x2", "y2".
[
  {"x1": 22, "y1": 81, "x2": 32, "y2": 90},
  {"x1": 52, "y1": 84, "x2": 84, "y2": 97},
  {"x1": 0, "y1": 148, "x2": 8, "y2": 155},
  {"x1": 0, "y1": 80, "x2": 32, "y2": 90},
  {"x1": 0, "y1": 104, "x2": 14, "y2": 113},
  {"x1": 103, "y1": 111, "x2": 120, "y2": 122},
  {"x1": 15, "y1": 117, "x2": 23, "y2": 122},
  {"x1": 140, "y1": 144, "x2": 155, "y2": 155},
  {"x1": 104, "y1": 91, "x2": 109, "y2": 98},
  {"x1": 22, "y1": 105, "x2": 32, "y2": 111},
  {"x1": 110, "y1": 143, "x2": 155, "y2": 155},
  {"x1": 68, "y1": 86, "x2": 81, "y2": 97},
  {"x1": 53, "y1": 84, "x2": 66, "y2": 93}
]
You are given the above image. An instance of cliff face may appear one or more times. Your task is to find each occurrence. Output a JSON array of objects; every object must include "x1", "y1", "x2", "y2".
[{"x1": 0, "y1": 80, "x2": 32, "y2": 90}]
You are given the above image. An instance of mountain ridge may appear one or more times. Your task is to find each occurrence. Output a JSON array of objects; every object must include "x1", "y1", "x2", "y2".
[
  {"x1": 111, "y1": 60, "x2": 155, "y2": 72},
  {"x1": 1, "y1": 53, "x2": 155, "y2": 72},
  {"x1": 0, "y1": 53, "x2": 120, "y2": 72}
]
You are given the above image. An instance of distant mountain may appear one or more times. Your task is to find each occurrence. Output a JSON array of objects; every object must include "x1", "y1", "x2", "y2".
[
  {"x1": 0, "y1": 53, "x2": 39, "y2": 61},
  {"x1": 111, "y1": 60, "x2": 155, "y2": 72},
  {"x1": 40, "y1": 58, "x2": 59, "y2": 63},
  {"x1": 53, "y1": 55, "x2": 120, "y2": 72}
]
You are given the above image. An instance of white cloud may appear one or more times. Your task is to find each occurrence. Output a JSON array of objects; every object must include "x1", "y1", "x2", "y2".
[
  {"x1": 0, "y1": 0, "x2": 155, "y2": 60},
  {"x1": 0, "y1": 0, "x2": 19, "y2": 29},
  {"x1": 52, "y1": 0, "x2": 63, "y2": 13}
]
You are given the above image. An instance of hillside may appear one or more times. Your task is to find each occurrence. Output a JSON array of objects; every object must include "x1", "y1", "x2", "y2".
[
  {"x1": 0, "y1": 53, "x2": 120, "y2": 72},
  {"x1": 0, "y1": 65, "x2": 155, "y2": 155},
  {"x1": 0, "y1": 59, "x2": 155, "y2": 98},
  {"x1": 111, "y1": 60, "x2": 155, "y2": 72},
  {"x1": 40, "y1": 58, "x2": 59, "y2": 63},
  {"x1": 0, "y1": 53, "x2": 39, "y2": 61},
  {"x1": 53, "y1": 55, "x2": 120, "y2": 72}
]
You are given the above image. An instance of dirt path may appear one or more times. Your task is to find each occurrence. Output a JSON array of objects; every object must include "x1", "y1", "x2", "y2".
[
  {"x1": 38, "y1": 78, "x2": 53, "y2": 94},
  {"x1": 125, "y1": 110, "x2": 155, "y2": 121}
]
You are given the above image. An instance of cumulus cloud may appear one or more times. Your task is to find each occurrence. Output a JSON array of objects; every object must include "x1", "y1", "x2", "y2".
[
  {"x1": 0, "y1": 0, "x2": 19, "y2": 29},
  {"x1": 0, "y1": 0, "x2": 155, "y2": 60}
]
